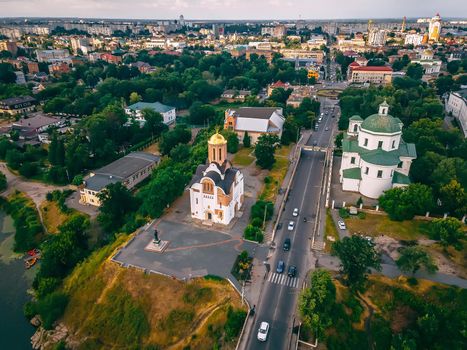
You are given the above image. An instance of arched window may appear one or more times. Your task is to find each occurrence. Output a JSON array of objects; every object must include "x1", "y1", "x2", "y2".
[
  {"x1": 353, "y1": 124, "x2": 358, "y2": 132},
  {"x1": 212, "y1": 149, "x2": 216, "y2": 161},
  {"x1": 218, "y1": 148, "x2": 222, "y2": 161}
]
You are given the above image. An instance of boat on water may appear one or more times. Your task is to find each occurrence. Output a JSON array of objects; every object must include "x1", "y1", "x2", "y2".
[{"x1": 25, "y1": 257, "x2": 37, "y2": 269}]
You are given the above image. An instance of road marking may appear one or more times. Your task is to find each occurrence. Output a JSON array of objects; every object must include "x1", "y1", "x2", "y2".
[{"x1": 267, "y1": 272, "x2": 300, "y2": 289}]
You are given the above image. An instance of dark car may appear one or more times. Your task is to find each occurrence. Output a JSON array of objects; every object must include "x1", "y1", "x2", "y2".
[
  {"x1": 277, "y1": 222, "x2": 283, "y2": 230},
  {"x1": 283, "y1": 238, "x2": 291, "y2": 251},
  {"x1": 276, "y1": 260, "x2": 285, "y2": 273},
  {"x1": 287, "y1": 265, "x2": 297, "y2": 277}
]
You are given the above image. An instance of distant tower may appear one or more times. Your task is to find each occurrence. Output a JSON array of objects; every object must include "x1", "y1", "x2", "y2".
[
  {"x1": 367, "y1": 19, "x2": 373, "y2": 33},
  {"x1": 429, "y1": 13, "x2": 441, "y2": 42},
  {"x1": 179, "y1": 14, "x2": 185, "y2": 26},
  {"x1": 401, "y1": 16, "x2": 406, "y2": 32}
]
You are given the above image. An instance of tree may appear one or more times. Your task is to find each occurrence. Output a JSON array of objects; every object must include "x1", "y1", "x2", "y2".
[
  {"x1": 378, "y1": 184, "x2": 434, "y2": 221},
  {"x1": 97, "y1": 182, "x2": 138, "y2": 233},
  {"x1": 334, "y1": 132, "x2": 344, "y2": 148},
  {"x1": 281, "y1": 117, "x2": 299, "y2": 145},
  {"x1": 159, "y1": 125, "x2": 192, "y2": 155},
  {"x1": 170, "y1": 143, "x2": 191, "y2": 163},
  {"x1": 0, "y1": 63, "x2": 16, "y2": 83},
  {"x1": 48, "y1": 133, "x2": 65, "y2": 166},
  {"x1": 298, "y1": 270, "x2": 336, "y2": 338},
  {"x1": 129, "y1": 92, "x2": 142, "y2": 104},
  {"x1": 188, "y1": 102, "x2": 216, "y2": 125},
  {"x1": 243, "y1": 224, "x2": 263, "y2": 242},
  {"x1": 0, "y1": 170, "x2": 6, "y2": 191},
  {"x1": 332, "y1": 236, "x2": 381, "y2": 289},
  {"x1": 439, "y1": 180, "x2": 467, "y2": 218},
  {"x1": 446, "y1": 60, "x2": 461, "y2": 75},
  {"x1": 429, "y1": 217, "x2": 465, "y2": 249},
  {"x1": 254, "y1": 134, "x2": 280, "y2": 169},
  {"x1": 226, "y1": 132, "x2": 239, "y2": 154},
  {"x1": 406, "y1": 63, "x2": 424, "y2": 80},
  {"x1": 250, "y1": 200, "x2": 274, "y2": 223},
  {"x1": 396, "y1": 246, "x2": 438, "y2": 275},
  {"x1": 243, "y1": 131, "x2": 251, "y2": 148}
]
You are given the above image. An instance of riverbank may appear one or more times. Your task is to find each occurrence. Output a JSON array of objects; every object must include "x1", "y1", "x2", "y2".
[{"x1": 0, "y1": 211, "x2": 35, "y2": 350}]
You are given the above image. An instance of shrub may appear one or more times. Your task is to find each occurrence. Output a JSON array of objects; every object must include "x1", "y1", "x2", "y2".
[
  {"x1": 250, "y1": 217, "x2": 263, "y2": 228},
  {"x1": 36, "y1": 291, "x2": 69, "y2": 329},
  {"x1": 244, "y1": 224, "x2": 263, "y2": 242},
  {"x1": 357, "y1": 212, "x2": 366, "y2": 220},
  {"x1": 251, "y1": 200, "x2": 274, "y2": 221},
  {"x1": 339, "y1": 208, "x2": 350, "y2": 219},
  {"x1": 224, "y1": 307, "x2": 247, "y2": 341}
]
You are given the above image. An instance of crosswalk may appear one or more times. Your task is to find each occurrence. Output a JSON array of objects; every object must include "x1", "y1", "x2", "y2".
[{"x1": 267, "y1": 272, "x2": 300, "y2": 288}]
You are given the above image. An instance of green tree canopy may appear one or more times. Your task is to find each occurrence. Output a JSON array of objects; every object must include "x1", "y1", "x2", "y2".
[
  {"x1": 254, "y1": 134, "x2": 280, "y2": 169},
  {"x1": 396, "y1": 246, "x2": 438, "y2": 275}
]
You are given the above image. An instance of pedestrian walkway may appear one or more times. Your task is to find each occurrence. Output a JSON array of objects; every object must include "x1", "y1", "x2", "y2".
[
  {"x1": 267, "y1": 272, "x2": 300, "y2": 288},
  {"x1": 312, "y1": 241, "x2": 325, "y2": 251}
]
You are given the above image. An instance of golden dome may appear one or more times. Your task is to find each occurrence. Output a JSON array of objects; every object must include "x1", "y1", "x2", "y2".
[{"x1": 208, "y1": 132, "x2": 226, "y2": 145}]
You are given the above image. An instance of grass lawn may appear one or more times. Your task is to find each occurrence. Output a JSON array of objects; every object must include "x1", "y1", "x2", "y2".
[
  {"x1": 260, "y1": 145, "x2": 293, "y2": 202},
  {"x1": 232, "y1": 147, "x2": 255, "y2": 167},
  {"x1": 62, "y1": 236, "x2": 246, "y2": 349},
  {"x1": 39, "y1": 200, "x2": 74, "y2": 234},
  {"x1": 324, "y1": 209, "x2": 340, "y2": 252},
  {"x1": 344, "y1": 212, "x2": 430, "y2": 241}
]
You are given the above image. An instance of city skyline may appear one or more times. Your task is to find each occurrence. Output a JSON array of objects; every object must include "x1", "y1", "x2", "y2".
[{"x1": 1, "y1": 0, "x2": 466, "y2": 20}]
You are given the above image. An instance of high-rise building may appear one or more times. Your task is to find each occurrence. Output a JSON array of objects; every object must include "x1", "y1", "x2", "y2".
[
  {"x1": 367, "y1": 29, "x2": 387, "y2": 47},
  {"x1": 429, "y1": 13, "x2": 441, "y2": 42},
  {"x1": 401, "y1": 16, "x2": 406, "y2": 32}
]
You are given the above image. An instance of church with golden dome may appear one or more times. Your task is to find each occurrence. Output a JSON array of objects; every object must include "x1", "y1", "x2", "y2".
[{"x1": 188, "y1": 131, "x2": 244, "y2": 225}]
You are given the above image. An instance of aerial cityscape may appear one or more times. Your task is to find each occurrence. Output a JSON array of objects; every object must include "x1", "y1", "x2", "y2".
[{"x1": 0, "y1": 1, "x2": 466, "y2": 349}]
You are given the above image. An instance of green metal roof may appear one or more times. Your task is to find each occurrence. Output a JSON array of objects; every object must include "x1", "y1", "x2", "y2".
[
  {"x1": 349, "y1": 115, "x2": 363, "y2": 121},
  {"x1": 342, "y1": 138, "x2": 362, "y2": 153},
  {"x1": 392, "y1": 171, "x2": 411, "y2": 185},
  {"x1": 361, "y1": 113, "x2": 402, "y2": 134},
  {"x1": 398, "y1": 140, "x2": 417, "y2": 158},
  {"x1": 360, "y1": 149, "x2": 401, "y2": 166},
  {"x1": 343, "y1": 167, "x2": 362, "y2": 180},
  {"x1": 127, "y1": 101, "x2": 174, "y2": 113}
]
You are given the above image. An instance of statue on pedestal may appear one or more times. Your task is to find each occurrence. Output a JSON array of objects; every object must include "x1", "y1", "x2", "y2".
[{"x1": 153, "y1": 229, "x2": 161, "y2": 245}]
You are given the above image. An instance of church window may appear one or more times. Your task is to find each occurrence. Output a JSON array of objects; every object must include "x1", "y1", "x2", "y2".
[
  {"x1": 364, "y1": 167, "x2": 369, "y2": 175},
  {"x1": 353, "y1": 124, "x2": 358, "y2": 132},
  {"x1": 398, "y1": 161, "x2": 403, "y2": 168},
  {"x1": 218, "y1": 148, "x2": 222, "y2": 160},
  {"x1": 212, "y1": 149, "x2": 216, "y2": 161},
  {"x1": 392, "y1": 140, "x2": 396, "y2": 149},
  {"x1": 364, "y1": 138, "x2": 368, "y2": 146},
  {"x1": 196, "y1": 198, "x2": 198, "y2": 205},
  {"x1": 377, "y1": 170, "x2": 383, "y2": 178},
  {"x1": 378, "y1": 141, "x2": 383, "y2": 148},
  {"x1": 350, "y1": 157, "x2": 356, "y2": 164}
]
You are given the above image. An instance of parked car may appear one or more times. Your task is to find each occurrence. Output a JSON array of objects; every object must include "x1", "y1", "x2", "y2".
[
  {"x1": 276, "y1": 260, "x2": 285, "y2": 273},
  {"x1": 288, "y1": 265, "x2": 297, "y2": 277},
  {"x1": 325, "y1": 127, "x2": 329, "y2": 131},
  {"x1": 277, "y1": 222, "x2": 283, "y2": 230},
  {"x1": 287, "y1": 221, "x2": 295, "y2": 231},
  {"x1": 293, "y1": 208, "x2": 299, "y2": 217},
  {"x1": 257, "y1": 321, "x2": 269, "y2": 342},
  {"x1": 338, "y1": 220, "x2": 346, "y2": 230},
  {"x1": 283, "y1": 238, "x2": 291, "y2": 251}
]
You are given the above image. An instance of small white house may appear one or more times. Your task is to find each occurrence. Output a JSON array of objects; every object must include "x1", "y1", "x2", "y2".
[
  {"x1": 125, "y1": 101, "x2": 176, "y2": 125},
  {"x1": 340, "y1": 101, "x2": 417, "y2": 199}
]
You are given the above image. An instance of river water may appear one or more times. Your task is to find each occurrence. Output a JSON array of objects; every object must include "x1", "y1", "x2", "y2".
[{"x1": 0, "y1": 211, "x2": 35, "y2": 350}]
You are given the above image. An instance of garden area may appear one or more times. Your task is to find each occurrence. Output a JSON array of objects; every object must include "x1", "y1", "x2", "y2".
[
  {"x1": 232, "y1": 146, "x2": 255, "y2": 167},
  {"x1": 231, "y1": 250, "x2": 253, "y2": 282}
]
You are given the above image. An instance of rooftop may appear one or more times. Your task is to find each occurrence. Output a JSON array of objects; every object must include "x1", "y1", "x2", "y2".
[
  {"x1": 127, "y1": 101, "x2": 175, "y2": 114},
  {"x1": 392, "y1": 171, "x2": 411, "y2": 185},
  {"x1": 92, "y1": 152, "x2": 160, "y2": 181},
  {"x1": 229, "y1": 107, "x2": 282, "y2": 120},
  {"x1": 352, "y1": 66, "x2": 393, "y2": 72},
  {"x1": 361, "y1": 113, "x2": 402, "y2": 134},
  {"x1": 360, "y1": 148, "x2": 401, "y2": 166},
  {"x1": 0, "y1": 96, "x2": 36, "y2": 106},
  {"x1": 343, "y1": 167, "x2": 362, "y2": 180}
]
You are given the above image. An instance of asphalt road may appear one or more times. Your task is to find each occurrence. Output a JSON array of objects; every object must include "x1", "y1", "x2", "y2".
[{"x1": 244, "y1": 100, "x2": 337, "y2": 349}]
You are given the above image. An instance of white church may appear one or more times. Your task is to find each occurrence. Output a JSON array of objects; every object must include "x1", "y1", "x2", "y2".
[
  {"x1": 339, "y1": 101, "x2": 417, "y2": 199},
  {"x1": 189, "y1": 131, "x2": 244, "y2": 225}
]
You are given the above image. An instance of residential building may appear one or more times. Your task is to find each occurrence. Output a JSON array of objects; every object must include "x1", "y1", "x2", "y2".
[
  {"x1": 445, "y1": 90, "x2": 467, "y2": 137},
  {"x1": 221, "y1": 90, "x2": 252, "y2": 102},
  {"x1": 14, "y1": 71, "x2": 26, "y2": 85},
  {"x1": 340, "y1": 101, "x2": 417, "y2": 199},
  {"x1": 429, "y1": 13, "x2": 442, "y2": 42},
  {"x1": 404, "y1": 33, "x2": 424, "y2": 46},
  {"x1": 280, "y1": 49, "x2": 324, "y2": 64},
  {"x1": 224, "y1": 107, "x2": 285, "y2": 144},
  {"x1": 80, "y1": 152, "x2": 160, "y2": 207},
  {"x1": 11, "y1": 114, "x2": 62, "y2": 141},
  {"x1": 349, "y1": 65, "x2": 393, "y2": 85},
  {"x1": 261, "y1": 25, "x2": 286, "y2": 38},
  {"x1": 189, "y1": 132, "x2": 244, "y2": 225},
  {"x1": 125, "y1": 101, "x2": 176, "y2": 125},
  {"x1": 267, "y1": 81, "x2": 291, "y2": 96},
  {"x1": 306, "y1": 35, "x2": 327, "y2": 49},
  {"x1": 367, "y1": 29, "x2": 387, "y2": 46},
  {"x1": 27, "y1": 61, "x2": 40, "y2": 74},
  {"x1": 0, "y1": 96, "x2": 37, "y2": 115},
  {"x1": 411, "y1": 49, "x2": 442, "y2": 76},
  {"x1": 245, "y1": 49, "x2": 275, "y2": 63},
  {"x1": 0, "y1": 41, "x2": 18, "y2": 56},
  {"x1": 48, "y1": 62, "x2": 71, "y2": 75},
  {"x1": 36, "y1": 49, "x2": 70, "y2": 63}
]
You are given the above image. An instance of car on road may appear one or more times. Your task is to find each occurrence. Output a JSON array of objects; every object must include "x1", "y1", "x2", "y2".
[
  {"x1": 288, "y1": 265, "x2": 297, "y2": 277},
  {"x1": 338, "y1": 220, "x2": 346, "y2": 230},
  {"x1": 287, "y1": 221, "x2": 295, "y2": 231},
  {"x1": 257, "y1": 321, "x2": 269, "y2": 342},
  {"x1": 276, "y1": 260, "x2": 285, "y2": 273},
  {"x1": 313, "y1": 141, "x2": 318, "y2": 146},
  {"x1": 293, "y1": 208, "x2": 299, "y2": 217},
  {"x1": 283, "y1": 238, "x2": 291, "y2": 251},
  {"x1": 277, "y1": 222, "x2": 283, "y2": 230},
  {"x1": 325, "y1": 127, "x2": 329, "y2": 131}
]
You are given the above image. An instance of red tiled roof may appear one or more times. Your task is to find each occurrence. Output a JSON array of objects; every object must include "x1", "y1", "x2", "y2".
[
  {"x1": 349, "y1": 61, "x2": 360, "y2": 67},
  {"x1": 352, "y1": 66, "x2": 393, "y2": 72},
  {"x1": 271, "y1": 80, "x2": 288, "y2": 87}
]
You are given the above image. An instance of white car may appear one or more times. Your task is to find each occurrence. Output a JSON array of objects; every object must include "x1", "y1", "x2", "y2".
[
  {"x1": 288, "y1": 221, "x2": 295, "y2": 231},
  {"x1": 293, "y1": 208, "x2": 299, "y2": 217},
  {"x1": 338, "y1": 220, "x2": 346, "y2": 230},
  {"x1": 257, "y1": 321, "x2": 269, "y2": 342}
]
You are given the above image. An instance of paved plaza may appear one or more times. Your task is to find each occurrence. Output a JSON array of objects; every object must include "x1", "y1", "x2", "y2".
[{"x1": 113, "y1": 219, "x2": 258, "y2": 289}]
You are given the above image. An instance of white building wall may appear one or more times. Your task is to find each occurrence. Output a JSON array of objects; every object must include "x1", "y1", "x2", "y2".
[
  {"x1": 358, "y1": 129, "x2": 401, "y2": 151},
  {"x1": 342, "y1": 178, "x2": 360, "y2": 192},
  {"x1": 359, "y1": 160, "x2": 395, "y2": 199},
  {"x1": 235, "y1": 118, "x2": 268, "y2": 132}
]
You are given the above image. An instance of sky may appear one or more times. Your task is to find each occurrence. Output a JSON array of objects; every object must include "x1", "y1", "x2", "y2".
[{"x1": 0, "y1": 0, "x2": 466, "y2": 20}]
